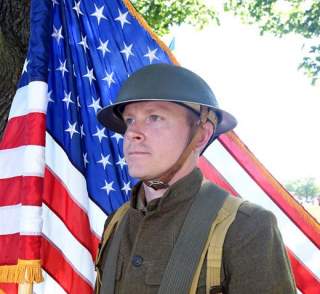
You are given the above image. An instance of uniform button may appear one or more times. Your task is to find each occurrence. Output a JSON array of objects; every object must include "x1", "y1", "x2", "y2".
[{"x1": 132, "y1": 255, "x2": 143, "y2": 267}]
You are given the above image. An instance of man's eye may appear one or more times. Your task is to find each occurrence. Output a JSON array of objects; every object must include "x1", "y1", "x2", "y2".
[
  {"x1": 148, "y1": 115, "x2": 162, "y2": 122},
  {"x1": 124, "y1": 117, "x2": 134, "y2": 126}
]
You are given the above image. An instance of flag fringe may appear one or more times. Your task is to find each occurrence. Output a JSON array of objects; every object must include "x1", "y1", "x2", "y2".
[
  {"x1": 0, "y1": 260, "x2": 43, "y2": 283},
  {"x1": 123, "y1": 0, "x2": 179, "y2": 65}
]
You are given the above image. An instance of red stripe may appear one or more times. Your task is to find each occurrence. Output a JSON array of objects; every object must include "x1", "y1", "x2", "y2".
[
  {"x1": 43, "y1": 167, "x2": 100, "y2": 260},
  {"x1": 0, "y1": 283, "x2": 18, "y2": 294},
  {"x1": 0, "y1": 176, "x2": 43, "y2": 206},
  {"x1": 0, "y1": 235, "x2": 41, "y2": 264},
  {"x1": 287, "y1": 248, "x2": 320, "y2": 293},
  {"x1": 219, "y1": 131, "x2": 320, "y2": 249},
  {"x1": 0, "y1": 113, "x2": 45, "y2": 150},
  {"x1": 42, "y1": 237, "x2": 93, "y2": 294},
  {"x1": 199, "y1": 157, "x2": 239, "y2": 196}
]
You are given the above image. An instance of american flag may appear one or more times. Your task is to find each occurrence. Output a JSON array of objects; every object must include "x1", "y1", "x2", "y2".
[{"x1": 0, "y1": 0, "x2": 319, "y2": 293}]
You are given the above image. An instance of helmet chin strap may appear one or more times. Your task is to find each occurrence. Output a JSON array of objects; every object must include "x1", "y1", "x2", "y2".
[{"x1": 143, "y1": 106, "x2": 211, "y2": 190}]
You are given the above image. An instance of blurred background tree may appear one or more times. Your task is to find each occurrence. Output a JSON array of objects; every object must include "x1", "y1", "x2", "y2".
[{"x1": 285, "y1": 177, "x2": 320, "y2": 202}]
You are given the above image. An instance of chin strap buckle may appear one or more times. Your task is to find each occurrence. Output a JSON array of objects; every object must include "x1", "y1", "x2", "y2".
[{"x1": 145, "y1": 179, "x2": 169, "y2": 190}]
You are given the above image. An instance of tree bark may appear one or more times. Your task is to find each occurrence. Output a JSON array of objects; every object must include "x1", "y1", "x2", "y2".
[{"x1": 0, "y1": 0, "x2": 30, "y2": 139}]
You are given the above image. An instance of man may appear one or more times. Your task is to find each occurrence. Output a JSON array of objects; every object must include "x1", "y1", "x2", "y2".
[{"x1": 95, "y1": 63, "x2": 296, "y2": 293}]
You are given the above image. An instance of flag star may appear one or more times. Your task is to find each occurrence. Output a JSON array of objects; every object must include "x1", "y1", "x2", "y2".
[
  {"x1": 73, "y1": 64, "x2": 77, "y2": 77},
  {"x1": 80, "y1": 124, "x2": 85, "y2": 137},
  {"x1": 89, "y1": 97, "x2": 102, "y2": 113},
  {"x1": 116, "y1": 156, "x2": 127, "y2": 169},
  {"x1": 56, "y1": 59, "x2": 69, "y2": 77},
  {"x1": 22, "y1": 59, "x2": 29, "y2": 74},
  {"x1": 93, "y1": 126, "x2": 107, "y2": 142},
  {"x1": 83, "y1": 152, "x2": 89, "y2": 167},
  {"x1": 48, "y1": 90, "x2": 54, "y2": 103},
  {"x1": 91, "y1": 4, "x2": 107, "y2": 25},
  {"x1": 102, "y1": 71, "x2": 115, "y2": 87},
  {"x1": 120, "y1": 43, "x2": 134, "y2": 61},
  {"x1": 78, "y1": 35, "x2": 89, "y2": 52},
  {"x1": 52, "y1": 25, "x2": 64, "y2": 44},
  {"x1": 115, "y1": 9, "x2": 130, "y2": 28},
  {"x1": 62, "y1": 91, "x2": 74, "y2": 109},
  {"x1": 83, "y1": 66, "x2": 96, "y2": 85},
  {"x1": 111, "y1": 132, "x2": 123, "y2": 143},
  {"x1": 144, "y1": 47, "x2": 159, "y2": 64},
  {"x1": 101, "y1": 180, "x2": 115, "y2": 195},
  {"x1": 97, "y1": 39, "x2": 111, "y2": 57},
  {"x1": 52, "y1": 0, "x2": 59, "y2": 7},
  {"x1": 77, "y1": 96, "x2": 81, "y2": 107},
  {"x1": 65, "y1": 121, "x2": 79, "y2": 139},
  {"x1": 97, "y1": 153, "x2": 112, "y2": 169},
  {"x1": 73, "y1": 0, "x2": 83, "y2": 17},
  {"x1": 121, "y1": 181, "x2": 131, "y2": 195}
]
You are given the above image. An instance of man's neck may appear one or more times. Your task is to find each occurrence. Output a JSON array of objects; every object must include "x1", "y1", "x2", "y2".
[{"x1": 142, "y1": 161, "x2": 197, "y2": 203}]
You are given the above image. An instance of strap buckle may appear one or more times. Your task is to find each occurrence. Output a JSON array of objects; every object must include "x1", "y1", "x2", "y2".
[{"x1": 210, "y1": 285, "x2": 223, "y2": 294}]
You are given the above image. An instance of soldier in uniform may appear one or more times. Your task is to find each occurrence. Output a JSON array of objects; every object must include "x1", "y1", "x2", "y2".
[{"x1": 95, "y1": 63, "x2": 296, "y2": 293}]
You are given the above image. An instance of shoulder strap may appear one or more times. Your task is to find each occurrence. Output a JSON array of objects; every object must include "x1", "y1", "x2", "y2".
[
  {"x1": 189, "y1": 195, "x2": 243, "y2": 294},
  {"x1": 95, "y1": 202, "x2": 130, "y2": 294},
  {"x1": 158, "y1": 182, "x2": 229, "y2": 294},
  {"x1": 206, "y1": 196, "x2": 243, "y2": 294}
]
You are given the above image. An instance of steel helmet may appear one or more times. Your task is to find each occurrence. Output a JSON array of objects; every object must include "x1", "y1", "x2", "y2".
[{"x1": 97, "y1": 63, "x2": 237, "y2": 149}]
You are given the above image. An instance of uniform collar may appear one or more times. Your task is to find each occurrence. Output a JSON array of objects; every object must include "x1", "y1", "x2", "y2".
[{"x1": 131, "y1": 168, "x2": 203, "y2": 213}]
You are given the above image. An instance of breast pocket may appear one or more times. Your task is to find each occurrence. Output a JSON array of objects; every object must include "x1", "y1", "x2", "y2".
[{"x1": 145, "y1": 261, "x2": 167, "y2": 287}]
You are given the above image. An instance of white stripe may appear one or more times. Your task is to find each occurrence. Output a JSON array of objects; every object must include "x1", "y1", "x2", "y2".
[
  {"x1": 0, "y1": 205, "x2": 42, "y2": 235},
  {"x1": 204, "y1": 140, "x2": 320, "y2": 279},
  {"x1": 42, "y1": 204, "x2": 96, "y2": 286},
  {"x1": 8, "y1": 81, "x2": 48, "y2": 119},
  {"x1": 0, "y1": 145, "x2": 45, "y2": 178},
  {"x1": 45, "y1": 132, "x2": 107, "y2": 237},
  {"x1": 33, "y1": 270, "x2": 67, "y2": 294},
  {"x1": 0, "y1": 205, "x2": 21, "y2": 234}
]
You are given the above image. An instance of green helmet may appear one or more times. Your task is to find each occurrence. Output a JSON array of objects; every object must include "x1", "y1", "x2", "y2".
[{"x1": 97, "y1": 63, "x2": 237, "y2": 148}]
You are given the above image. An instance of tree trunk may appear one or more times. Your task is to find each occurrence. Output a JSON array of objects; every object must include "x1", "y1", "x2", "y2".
[{"x1": 0, "y1": 0, "x2": 30, "y2": 139}]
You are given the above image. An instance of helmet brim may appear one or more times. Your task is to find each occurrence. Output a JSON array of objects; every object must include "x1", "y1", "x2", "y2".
[{"x1": 97, "y1": 99, "x2": 237, "y2": 141}]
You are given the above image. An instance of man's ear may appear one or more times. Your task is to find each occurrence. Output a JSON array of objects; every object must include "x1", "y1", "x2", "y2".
[{"x1": 195, "y1": 121, "x2": 214, "y2": 154}]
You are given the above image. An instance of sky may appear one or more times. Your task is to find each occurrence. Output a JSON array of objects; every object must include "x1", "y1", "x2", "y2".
[{"x1": 164, "y1": 14, "x2": 320, "y2": 185}]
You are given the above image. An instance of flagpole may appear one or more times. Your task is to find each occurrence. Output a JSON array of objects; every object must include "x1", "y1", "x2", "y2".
[{"x1": 18, "y1": 282, "x2": 33, "y2": 294}]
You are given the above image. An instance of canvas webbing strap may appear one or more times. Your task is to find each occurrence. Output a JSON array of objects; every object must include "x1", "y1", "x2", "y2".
[
  {"x1": 206, "y1": 196, "x2": 243, "y2": 294},
  {"x1": 158, "y1": 182, "x2": 228, "y2": 294},
  {"x1": 98, "y1": 203, "x2": 130, "y2": 294}
]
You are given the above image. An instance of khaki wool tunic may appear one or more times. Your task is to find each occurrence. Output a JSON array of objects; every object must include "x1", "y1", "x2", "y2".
[{"x1": 96, "y1": 168, "x2": 296, "y2": 294}]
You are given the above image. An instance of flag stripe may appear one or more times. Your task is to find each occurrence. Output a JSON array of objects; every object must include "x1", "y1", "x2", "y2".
[
  {"x1": 199, "y1": 157, "x2": 239, "y2": 196},
  {"x1": 45, "y1": 132, "x2": 107, "y2": 237},
  {"x1": 42, "y1": 237, "x2": 93, "y2": 294},
  {"x1": 0, "y1": 145, "x2": 45, "y2": 178},
  {"x1": 0, "y1": 234, "x2": 42, "y2": 263},
  {"x1": 0, "y1": 113, "x2": 46, "y2": 149},
  {"x1": 287, "y1": 248, "x2": 320, "y2": 293},
  {"x1": 0, "y1": 205, "x2": 42, "y2": 235},
  {"x1": 43, "y1": 167, "x2": 100, "y2": 259},
  {"x1": 8, "y1": 82, "x2": 48, "y2": 120},
  {"x1": 34, "y1": 270, "x2": 67, "y2": 294},
  {"x1": 0, "y1": 176, "x2": 43, "y2": 206},
  {"x1": 219, "y1": 132, "x2": 320, "y2": 248},
  {"x1": 205, "y1": 139, "x2": 320, "y2": 279},
  {"x1": 42, "y1": 204, "x2": 95, "y2": 285}
]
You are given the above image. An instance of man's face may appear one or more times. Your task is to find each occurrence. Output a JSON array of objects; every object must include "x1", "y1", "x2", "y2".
[{"x1": 122, "y1": 101, "x2": 193, "y2": 180}]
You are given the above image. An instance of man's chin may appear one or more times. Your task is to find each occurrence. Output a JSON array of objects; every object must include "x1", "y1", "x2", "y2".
[{"x1": 128, "y1": 168, "x2": 158, "y2": 181}]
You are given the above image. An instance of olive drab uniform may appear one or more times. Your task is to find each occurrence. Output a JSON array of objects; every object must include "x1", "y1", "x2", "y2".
[{"x1": 95, "y1": 169, "x2": 296, "y2": 294}]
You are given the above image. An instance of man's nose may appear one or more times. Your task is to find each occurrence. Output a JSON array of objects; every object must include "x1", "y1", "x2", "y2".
[{"x1": 124, "y1": 123, "x2": 145, "y2": 141}]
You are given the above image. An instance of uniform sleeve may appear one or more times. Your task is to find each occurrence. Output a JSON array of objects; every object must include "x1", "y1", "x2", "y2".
[{"x1": 222, "y1": 202, "x2": 297, "y2": 294}]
